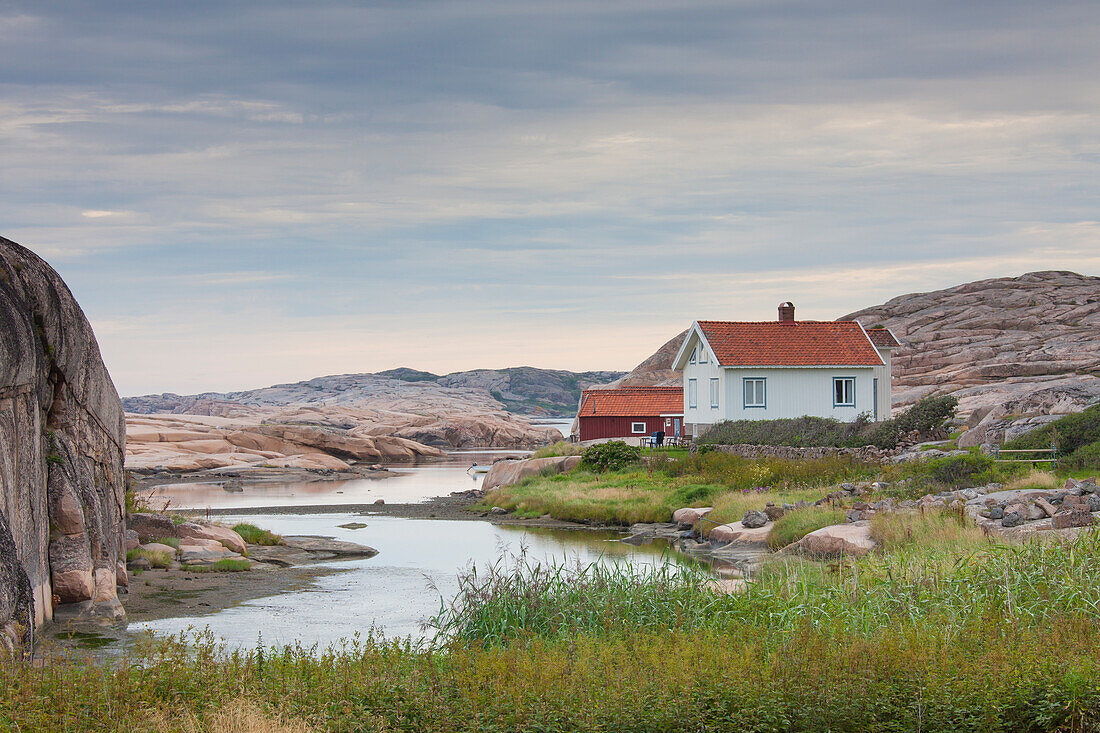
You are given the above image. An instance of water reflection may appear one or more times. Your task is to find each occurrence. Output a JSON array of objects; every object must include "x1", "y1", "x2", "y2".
[
  {"x1": 141, "y1": 451, "x2": 522, "y2": 510},
  {"x1": 132, "y1": 513, "x2": 676, "y2": 647}
]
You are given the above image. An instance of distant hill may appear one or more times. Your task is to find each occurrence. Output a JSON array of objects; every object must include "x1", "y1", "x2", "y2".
[{"x1": 123, "y1": 366, "x2": 625, "y2": 418}]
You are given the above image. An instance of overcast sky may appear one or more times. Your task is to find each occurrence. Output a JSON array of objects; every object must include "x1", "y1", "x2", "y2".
[{"x1": 5, "y1": 1, "x2": 1100, "y2": 396}]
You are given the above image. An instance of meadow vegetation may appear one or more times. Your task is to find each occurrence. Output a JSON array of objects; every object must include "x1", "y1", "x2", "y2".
[
  {"x1": 16, "y1": 518, "x2": 1100, "y2": 731},
  {"x1": 530, "y1": 440, "x2": 586, "y2": 458},
  {"x1": 233, "y1": 522, "x2": 285, "y2": 546}
]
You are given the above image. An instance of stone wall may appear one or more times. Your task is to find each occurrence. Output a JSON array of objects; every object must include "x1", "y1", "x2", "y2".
[
  {"x1": 0, "y1": 238, "x2": 126, "y2": 648},
  {"x1": 700, "y1": 443, "x2": 896, "y2": 463}
]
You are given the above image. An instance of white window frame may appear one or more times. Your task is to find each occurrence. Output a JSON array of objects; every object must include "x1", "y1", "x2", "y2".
[
  {"x1": 688, "y1": 379, "x2": 698, "y2": 409},
  {"x1": 689, "y1": 346, "x2": 697, "y2": 364},
  {"x1": 709, "y1": 378, "x2": 720, "y2": 409},
  {"x1": 631, "y1": 422, "x2": 647, "y2": 434},
  {"x1": 833, "y1": 377, "x2": 856, "y2": 407},
  {"x1": 743, "y1": 378, "x2": 766, "y2": 408},
  {"x1": 699, "y1": 345, "x2": 708, "y2": 363}
]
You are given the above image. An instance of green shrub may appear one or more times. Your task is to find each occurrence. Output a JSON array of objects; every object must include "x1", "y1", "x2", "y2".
[
  {"x1": 700, "y1": 395, "x2": 959, "y2": 450},
  {"x1": 766, "y1": 507, "x2": 847, "y2": 550},
  {"x1": 231, "y1": 523, "x2": 284, "y2": 546},
  {"x1": 581, "y1": 441, "x2": 641, "y2": 472},
  {"x1": 924, "y1": 451, "x2": 995, "y2": 488},
  {"x1": 1007, "y1": 403, "x2": 1100, "y2": 455},
  {"x1": 1067, "y1": 440, "x2": 1100, "y2": 470}
]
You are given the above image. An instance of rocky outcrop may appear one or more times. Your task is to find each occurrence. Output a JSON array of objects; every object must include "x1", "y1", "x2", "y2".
[
  {"x1": 0, "y1": 238, "x2": 127, "y2": 643},
  {"x1": 125, "y1": 413, "x2": 446, "y2": 473},
  {"x1": 122, "y1": 371, "x2": 568, "y2": 466},
  {"x1": 788, "y1": 522, "x2": 876, "y2": 557},
  {"x1": 609, "y1": 331, "x2": 687, "y2": 388},
  {"x1": 482, "y1": 456, "x2": 583, "y2": 491},
  {"x1": 841, "y1": 271, "x2": 1100, "y2": 425}
]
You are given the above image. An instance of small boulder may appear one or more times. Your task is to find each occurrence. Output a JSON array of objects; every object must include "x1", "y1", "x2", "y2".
[
  {"x1": 1052, "y1": 509, "x2": 1095, "y2": 530},
  {"x1": 1088, "y1": 495, "x2": 1100, "y2": 513},
  {"x1": 123, "y1": 529, "x2": 140, "y2": 552},
  {"x1": 763, "y1": 505, "x2": 785, "y2": 521},
  {"x1": 789, "y1": 522, "x2": 876, "y2": 557},
  {"x1": 489, "y1": 506, "x2": 507, "y2": 515},
  {"x1": 741, "y1": 510, "x2": 768, "y2": 529},
  {"x1": 1001, "y1": 511, "x2": 1024, "y2": 528},
  {"x1": 177, "y1": 523, "x2": 247, "y2": 555},
  {"x1": 672, "y1": 507, "x2": 712, "y2": 529},
  {"x1": 988, "y1": 505, "x2": 1004, "y2": 520}
]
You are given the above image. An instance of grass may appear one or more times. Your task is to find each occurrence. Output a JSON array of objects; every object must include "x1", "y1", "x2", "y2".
[
  {"x1": 485, "y1": 453, "x2": 882, "y2": 525},
  {"x1": 11, "y1": 516, "x2": 1100, "y2": 730},
  {"x1": 529, "y1": 440, "x2": 585, "y2": 459},
  {"x1": 125, "y1": 548, "x2": 173, "y2": 569},
  {"x1": 765, "y1": 507, "x2": 848, "y2": 550},
  {"x1": 232, "y1": 523, "x2": 285, "y2": 546},
  {"x1": 1004, "y1": 469, "x2": 1061, "y2": 491},
  {"x1": 182, "y1": 558, "x2": 252, "y2": 573},
  {"x1": 155, "y1": 536, "x2": 180, "y2": 549}
]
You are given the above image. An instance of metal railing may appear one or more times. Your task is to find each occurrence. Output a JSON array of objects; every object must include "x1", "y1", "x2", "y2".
[{"x1": 992, "y1": 441, "x2": 1057, "y2": 470}]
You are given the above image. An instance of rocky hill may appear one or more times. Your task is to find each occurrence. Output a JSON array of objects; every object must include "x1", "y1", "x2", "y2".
[
  {"x1": 124, "y1": 367, "x2": 622, "y2": 418},
  {"x1": 842, "y1": 270, "x2": 1100, "y2": 445},
  {"x1": 0, "y1": 238, "x2": 128, "y2": 645},
  {"x1": 122, "y1": 367, "x2": 620, "y2": 469},
  {"x1": 608, "y1": 271, "x2": 1100, "y2": 445}
]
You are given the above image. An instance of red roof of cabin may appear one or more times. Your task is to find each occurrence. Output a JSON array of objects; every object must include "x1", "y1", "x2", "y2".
[
  {"x1": 866, "y1": 328, "x2": 901, "y2": 349},
  {"x1": 578, "y1": 386, "x2": 683, "y2": 417},
  {"x1": 696, "y1": 320, "x2": 884, "y2": 367}
]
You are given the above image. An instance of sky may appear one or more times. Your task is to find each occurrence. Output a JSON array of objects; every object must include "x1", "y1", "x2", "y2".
[{"x1": 4, "y1": 0, "x2": 1100, "y2": 396}]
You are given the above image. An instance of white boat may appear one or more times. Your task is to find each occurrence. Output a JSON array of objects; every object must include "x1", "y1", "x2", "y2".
[{"x1": 467, "y1": 464, "x2": 491, "y2": 474}]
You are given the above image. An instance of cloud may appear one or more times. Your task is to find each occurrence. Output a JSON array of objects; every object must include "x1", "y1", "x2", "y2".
[{"x1": 2, "y1": 0, "x2": 1099, "y2": 393}]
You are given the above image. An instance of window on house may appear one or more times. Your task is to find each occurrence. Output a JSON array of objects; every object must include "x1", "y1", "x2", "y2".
[
  {"x1": 710, "y1": 378, "x2": 720, "y2": 408},
  {"x1": 699, "y1": 346, "x2": 708, "y2": 363},
  {"x1": 834, "y1": 377, "x2": 855, "y2": 407},
  {"x1": 743, "y1": 378, "x2": 765, "y2": 408},
  {"x1": 689, "y1": 347, "x2": 697, "y2": 364},
  {"x1": 631, "y1": 422, "x2": 647, "y2": 434},
  {"x1": 688, "y1": 379, "x2": 698, "y2": 409}
]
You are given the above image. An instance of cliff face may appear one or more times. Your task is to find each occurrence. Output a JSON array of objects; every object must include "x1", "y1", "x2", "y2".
[{"x1": 0, "y1": 238, "x2": 126, "y2": 648}]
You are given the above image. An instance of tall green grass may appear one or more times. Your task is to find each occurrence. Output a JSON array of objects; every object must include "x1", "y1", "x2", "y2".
[
  {"x1": 765, "y1": 507, "x2": 848, "y2": 550},
  {"x1": 529, "y1": 440, "x2": 585, "y2": 459}
]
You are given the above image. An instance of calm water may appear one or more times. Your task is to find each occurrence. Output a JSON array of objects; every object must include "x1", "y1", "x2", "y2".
[
  {"x1": 132, "y1": 512, "x2": 673, "y2": 646},
  {"x1": 141, "y1": 450, "x2": 526, "y2": 510}
]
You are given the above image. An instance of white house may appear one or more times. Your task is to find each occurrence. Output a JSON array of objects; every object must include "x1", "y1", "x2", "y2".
[{"x1": 672, "y1": 302, "x2": 900, "y2": 437}]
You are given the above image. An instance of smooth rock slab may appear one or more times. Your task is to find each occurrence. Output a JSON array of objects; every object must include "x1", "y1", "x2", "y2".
[
  {"x1": 709, "y1": 522, "x2": 771, "y2": 546},
  {"x1": 789, "y1": 521, "x2": 876, "y2": 557},
  {"x1": 282, "y1": 536, "x2": 379, "y2": 557}
]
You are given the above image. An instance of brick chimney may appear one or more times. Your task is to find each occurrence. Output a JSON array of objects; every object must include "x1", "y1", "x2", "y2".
[{"x1": 778, "y1": 301, "x2": 795, "y2": 323}]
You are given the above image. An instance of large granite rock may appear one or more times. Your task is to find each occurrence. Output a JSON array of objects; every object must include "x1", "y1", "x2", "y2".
[
  {"x1": 841, "y1": 271, "x2": 1100, "y2": 422},
  {"x1": 788, "y1": 522, "x2": 876, "y2": 557},
  {"x1": 482, "y1": 456, "x2": 583, "y2": 491},
  {"x1": 0, "y1": 238, "x2": 127, "y2": 643}
]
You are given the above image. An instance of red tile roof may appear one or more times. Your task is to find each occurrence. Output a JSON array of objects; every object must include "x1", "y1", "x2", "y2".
[
  {"x1": 866, "y1": 327, "x2": 901, "y2": 349},
  {"x1": 578, "y1": 386, "x2": 683, "y2": 417},
  {"x1": 696, "y1": 320, "x2": 884, "y2": 367}
]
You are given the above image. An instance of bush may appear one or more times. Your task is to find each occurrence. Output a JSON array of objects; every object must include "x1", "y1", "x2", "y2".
[
  {"x1": 924, "y1": 452, "x2": 995, "y2": 488},
  {"x1": 700, "y1": 395, "x2": 959, "y2": 451},
  {"x1": 231, "y1": 523, "x2": 284, "y2": 546},
  {"x1": 1006, "y1": 403, "x2": 1100, "y2": 455},
  {"x1": 1067, "y1": 440, "x2": 1100, "y2": 470},
  {"x1": 581, "y1": 441, "x2": 641, "y2": 472}
]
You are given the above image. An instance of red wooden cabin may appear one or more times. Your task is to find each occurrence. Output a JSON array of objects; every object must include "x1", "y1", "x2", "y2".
[{"x1": 576, "y1": 386, "x2": 685, "y2": 443}]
